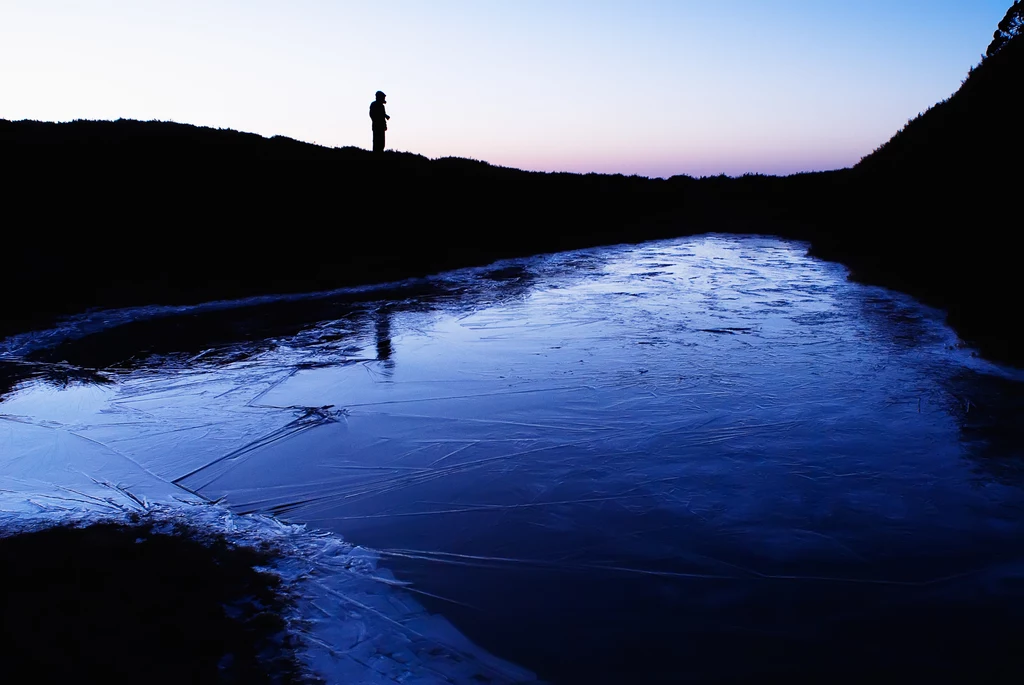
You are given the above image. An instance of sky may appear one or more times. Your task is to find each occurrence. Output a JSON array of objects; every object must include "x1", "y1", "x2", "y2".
[{"x1": 0, "y1": 1, "x2": 1011, "y2": 177}]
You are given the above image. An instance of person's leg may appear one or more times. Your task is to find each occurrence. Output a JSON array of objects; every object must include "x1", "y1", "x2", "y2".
[{"x1": 373, "y1": 129, "x2": 385, "y2": 153}]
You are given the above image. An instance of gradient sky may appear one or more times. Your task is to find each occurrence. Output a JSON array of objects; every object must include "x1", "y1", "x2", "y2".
[{"x1": 1, "y1": 1, "x2": 1011, "y2": 177}]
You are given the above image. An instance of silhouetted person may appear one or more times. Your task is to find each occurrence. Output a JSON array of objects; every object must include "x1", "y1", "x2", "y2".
[{"x1": 369, "y1": 91, "x2": 390, "y2": 153}]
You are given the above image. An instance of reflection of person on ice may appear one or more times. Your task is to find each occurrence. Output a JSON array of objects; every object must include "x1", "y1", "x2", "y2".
[{"x1": 369, "y1": 90, "x2": 390, "y2": 153}]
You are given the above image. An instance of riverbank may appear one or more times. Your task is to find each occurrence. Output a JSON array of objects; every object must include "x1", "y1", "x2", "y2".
[
  {"x1": 0, "y1": 364, "x2": 540, "y2": 685},
  {"x1": 0, "y1": 521, "x2": 308, "y2": 684}
]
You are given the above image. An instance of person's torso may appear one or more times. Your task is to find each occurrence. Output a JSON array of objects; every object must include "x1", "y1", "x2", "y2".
[{"x1": 369, "y1": 102, "x2": 387, "y2": 128}]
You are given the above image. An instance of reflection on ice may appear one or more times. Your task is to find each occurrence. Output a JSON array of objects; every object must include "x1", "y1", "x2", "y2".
[{"x1": 3, "y1": 234, "x2": 1024, "y2": 683}]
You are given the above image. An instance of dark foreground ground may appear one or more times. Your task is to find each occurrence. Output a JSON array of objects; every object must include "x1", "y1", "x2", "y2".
[{"x1": 0, "y1": 521, "x2": 311, "y2": 685}]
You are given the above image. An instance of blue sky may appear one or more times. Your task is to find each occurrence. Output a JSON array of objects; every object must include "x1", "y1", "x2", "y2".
[{"x1": 0, "y1": 1, "x2": 1010, "y2": 177}]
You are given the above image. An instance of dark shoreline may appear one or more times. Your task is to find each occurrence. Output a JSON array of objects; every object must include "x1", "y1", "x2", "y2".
[
  {"x1": 0, "y1": 155, "x2": 1016, "y2": 368},
  {"x1": 0, "y1": 520, "x2": 312, "y2": 684}
]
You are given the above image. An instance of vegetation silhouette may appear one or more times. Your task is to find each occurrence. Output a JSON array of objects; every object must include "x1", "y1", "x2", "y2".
[
  {"x1": 988, "y1": 0, "x2": 1023, "y2": 57},
  {"x1": 1, "y1": 3, "x2": 1021, "y2": 365}
]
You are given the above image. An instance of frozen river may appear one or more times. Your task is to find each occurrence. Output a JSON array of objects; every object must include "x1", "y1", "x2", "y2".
[{"x1": 3, "y1": 235, "x2": 1024, "y2": 683}]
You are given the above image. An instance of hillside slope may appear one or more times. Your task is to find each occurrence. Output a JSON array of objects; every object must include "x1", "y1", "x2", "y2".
[
  {"x1": 5, "y1": 118, "x2": 825, "y2": 337},
  {"x1": 805, "y1": 28, "x2": 1023, "y2": 362},
  {"x1": 857, "y1": 21, "x2": 1021, "y2": 180}
]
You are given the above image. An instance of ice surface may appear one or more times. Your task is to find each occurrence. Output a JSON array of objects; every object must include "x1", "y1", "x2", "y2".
[
  {"x1": 0, "y1": 497, "x2": 536, "y2": 684},
  {"x1": 0, "y1": 411, "x2": 536, "y2": 684},
  {"x1": 3, "y1": 234, "x2": 1024, "y2": 683}
]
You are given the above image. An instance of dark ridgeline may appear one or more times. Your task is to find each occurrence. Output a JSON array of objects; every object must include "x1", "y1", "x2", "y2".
[
  {"x1": 0, "y1": 120, "x2": 738, "y2": 338},
  {"x1": 1, "y1": 3, "x2": 1021, "y2": 365}
]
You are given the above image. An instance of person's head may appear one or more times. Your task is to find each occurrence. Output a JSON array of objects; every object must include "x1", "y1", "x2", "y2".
[{"x1": 375, "y1": 90, "x2": 387, "y2": 103}]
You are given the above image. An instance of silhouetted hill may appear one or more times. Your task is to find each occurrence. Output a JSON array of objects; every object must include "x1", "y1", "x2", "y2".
[
  {"x1": 856, "y1": 25, "x2": 1021, "y2": 179},
  {"x1": 0, "y1": 117, "x2": 828, "y2": 339},
  {"x1": 808, "y1": 26, "x2": 1023, "y2": 362},
  {"x1": 2, "y1": 9, "x2": 1022, "y2": 365}
]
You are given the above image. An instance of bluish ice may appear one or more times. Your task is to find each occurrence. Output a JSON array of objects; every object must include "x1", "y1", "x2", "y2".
[{"x1": 3, "y1": 235, "x2": 1023, "y2": 683}]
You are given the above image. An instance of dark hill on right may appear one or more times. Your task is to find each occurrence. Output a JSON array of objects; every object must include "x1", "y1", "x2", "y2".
[
  {"x1": 856, "y1": 5, "x2": 1021, "y2": 179},
  {"x1": 804, "y1": 7, "x2": 1022, "y2": 363}
]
